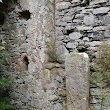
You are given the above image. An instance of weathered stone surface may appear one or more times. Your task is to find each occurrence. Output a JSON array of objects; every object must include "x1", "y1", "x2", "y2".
[
  {"x1": 71, "y1": 0, "x2": 80, "y2": 3},
  {"x1": 86, "y1": 41, "x2": 101, "y2": 47},
  {"x1": 54, "y1": 103, "x2": 63, "y2": 110},
  {"x1": 66, "y1": 42, "x2": 76, "y2": 49},
  {"x1": 93, "y1": 7, "x2": 110, "y2": 14},
  {"x1": 93, "y1": 26, "x2": 109, "y2": 31},
  {"x1": 1, "y1": 0, "x2": 110, "y2": 109},
  {"x1": 56, "y1": 2, "x2": 70, "y2": 10},
  {"x1": 55, "y1": 0, "x2": 110, "y2": 109},
  {"x1": 90, "y1": 0, "x2": 108, "y2": 5},
  {"x1": 65, "y1": 53, "x2": 89, "y2": 110},
  {"x1": 69, "y1": 32, "x2": 82, "y2": 40},
  {"x1": 56, "y1": 0, "x2": 64, "y2": 3},
  {"x1": 104, "y1": 31, "x2": 110, "y2": 38},
  {"x1": 90, "y1": 88, "x2": 101, "y2": 96},
  {"x1": 77, "y1": 26, "x2": 92, "y2": 31},
  {"x1": 101, "y1": 14, "x2": 110, "y2": 24},
  {"x1": 83, "y1": 14, "x2": 95, "y2": 26}
]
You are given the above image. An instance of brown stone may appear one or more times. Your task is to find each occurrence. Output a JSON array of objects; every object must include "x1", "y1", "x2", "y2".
[{"x1": 58, "y1": 88, "x2": 66, "y2": 96}]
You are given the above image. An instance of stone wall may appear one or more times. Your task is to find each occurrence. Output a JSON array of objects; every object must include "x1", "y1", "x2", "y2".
[
  {"x1": 55, "y1": 0, "x2": 110, "y2": 109},
  {"x1": 0, "y1": 0, "x2": 110, "y2": 109},
  {"x1": 65, "y1": 53, "x2": 89, "y2": 110},
  {"x1": 0, "y1": 0, "x2": 58, "y2": 109}
]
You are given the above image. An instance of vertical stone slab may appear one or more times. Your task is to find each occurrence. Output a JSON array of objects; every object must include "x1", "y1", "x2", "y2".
[{"x1": 65, "y1": 53, "x2": 89, "y2": 110}]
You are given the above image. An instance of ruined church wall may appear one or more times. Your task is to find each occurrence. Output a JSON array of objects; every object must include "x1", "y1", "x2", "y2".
[
  {"x1": 55, "y1": 0, "x2": 110, "y2": 109},
  {"x1": 0, "y1": 0, "x2": 110, "y2": 109},
  {"x1": 0, "y1": 0, "x2": 57, "y2": 109}
]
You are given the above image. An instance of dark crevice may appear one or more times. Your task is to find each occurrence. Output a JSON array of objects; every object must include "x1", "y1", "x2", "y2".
[
  {"x1": 66, "y1": 29, "x2": 74, "y2": 35},
  {"x1": 22, "y1": 56, "x2": 29, "y2": 70},
  {"x1": 77, "y1": 47, "x2": 88, "y2": 52},
  {"x1": 0, "y1": 12, "x2": 5, "y2": 25},
  {"x1": 19, "y1": 10, "x2": 31, "y2": 20}
]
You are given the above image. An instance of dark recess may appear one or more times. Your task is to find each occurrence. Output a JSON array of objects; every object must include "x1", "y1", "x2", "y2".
[
  {"x1": 77, "y1": 47, "x2": 88, "y2": 52},
  {"x1": 19, "y1": 10, "x2": 31, "y2": 20},
  {"x1": 23, "y1": 56, "x2": 29, "y2": 70},
  {"x1": 0, "y1": 12, "x2": 5, "y2": 25}
]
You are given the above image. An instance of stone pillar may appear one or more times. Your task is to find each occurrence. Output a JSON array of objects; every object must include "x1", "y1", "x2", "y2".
[{"x1": 65, "y1": 53, "x2": 89, "y2": 110}]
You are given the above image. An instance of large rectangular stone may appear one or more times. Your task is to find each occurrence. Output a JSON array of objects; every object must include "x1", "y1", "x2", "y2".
[
  {"x1": 65, "y1": 53, "x2": 89, "y2": 110},
  {"x1": 90, "y1": 0, "x2": 108, "y2": 5},
  {"x1": 93, "y1": 7, "x2": 109, "y2": 14}
]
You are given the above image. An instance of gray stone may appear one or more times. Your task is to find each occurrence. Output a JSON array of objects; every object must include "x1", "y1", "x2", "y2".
[
  {"x1": 83, "y1": 14, "x2": 95, "y2": 26},
  {"x1": 93, "y1": 26, "x2": 109, "y2": 31},
  {"x1": 75, "y1": 14, "x2": 84, "y2": 18},
  {"x1": 90, "y1": 0, "x2": 108, "y2": 5},
  {"x1": 83, "y1": 37, "x2": 89, "y2": 41},
  {"x1": 65, "y1": 53, "x2": 89, "y2": 110},
  {"x1": 54, "y1": 103, "x2": 63, "y2": 110},
  {"x1": 56, "y1": 35, "x2": 64, "y2": 40},
  {"x1": 82, "y1": 9, "x2": 93, "y2": 14},
  {"x1": 48, "y1": 94, "x2": 59, "y2": 101},
  {"x1": 104, "y1": 31, "x2": 110, "y2": 38},
  {"x1": 71, "y1": 0, "x2": 80, "y2": 3},
  {"x1": 66, "y1": 42, "x2": 76, "y2": 49},
  {"x1": 62, "y1": 16, "x2": 72, "y2": 22},
  {"x1": 90, "y1": 88, "x2": 101, "y2": 96},
  {"x1": 93, "y1": 7, "x2": 110, "y2": 14},
  {"x1": 102, "y1": 15, "x2": 110, "y2": 24},
  {"x1": 56, "y1": 2, "x2": 70, "y2": 10},
  {"x1": 86, "y1": 41, "x2": 101, "y2": 47},
  {"x1": 69, "y1": 32, "x2": 82, "y2": 40},
  {"x1": 65, "y1": 25, "x2": 74, "y2": 30},
  {"x1": 77, "y1": 26, "x2": 92, "y2": 31}
]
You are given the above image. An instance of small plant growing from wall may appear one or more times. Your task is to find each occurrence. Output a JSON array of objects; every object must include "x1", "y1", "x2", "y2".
[
  {"x1": 94, "y1": 42, "x2": 110, "y2": 82},
  {"x1": 47, "y1": 41, "x2": 61, "y2": 63},
  {"x1": 0, "y1": 40, "x2": 15, "y2": 110},
  {"x1": 93, "y1": 42, "x2": 110, "y2": 110}
]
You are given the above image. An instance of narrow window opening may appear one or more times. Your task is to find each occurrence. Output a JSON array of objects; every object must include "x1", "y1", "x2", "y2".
[
  {"x1": 23, "y1": 56, "x2": 29, "y2": 70},
  {"x1": 19, "y1": 10, "x2": 31, "y2": 20}
]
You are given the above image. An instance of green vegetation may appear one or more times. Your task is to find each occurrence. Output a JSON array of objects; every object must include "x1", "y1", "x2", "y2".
[
  {"x1": 94, "y1": 42, "x2": 110, "y2": 82},
  {"x1": 0, "y1": 40, "x2": 14, "y2": 110},
  {"x1": 47, "y1": 41, "x2": 61, "y2": 63},
  {"x1": 92, "y1": 42, "x2": 110, "y2": 110}
]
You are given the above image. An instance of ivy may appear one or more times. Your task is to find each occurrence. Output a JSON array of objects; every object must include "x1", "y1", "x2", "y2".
[{"x1": 0, "y1": 40, "x2": 15, "y2": 110}]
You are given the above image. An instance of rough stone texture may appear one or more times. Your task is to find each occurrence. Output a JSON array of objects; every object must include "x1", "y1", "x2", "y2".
[
  {"x1": 0, "y1": 0, "x2": 110, "y2": 109},
  {"x1": 93, "y1": 7, "x2": 110, "y2": 15},
  {"x1": 0, "y1": 0, "x2": 56, "y2": 110},
  {"x1": 56, "y1": 2, "x2": 70, "y2": 10},
  {"x1": 55, "y1": 0, "x2": 110, "y2": 109},
  {"x1": 65, "y1": 53, "x2": 89, "y2": 110}
]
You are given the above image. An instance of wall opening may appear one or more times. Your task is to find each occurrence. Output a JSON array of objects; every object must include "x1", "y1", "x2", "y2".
[
  {"x1": 19, "y1": 10, "x2": 31, "y2": 20},
  {"x1": 22, "y1": 56, "x2": 29, "y2": 70},
  {"x1": 0, "y1": 12, "x2": 5, "y2": 25}
]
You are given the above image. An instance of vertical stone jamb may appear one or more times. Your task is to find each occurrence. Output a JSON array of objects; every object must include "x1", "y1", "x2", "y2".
[{"x1": 65, "y1": 53, "x2": 89, "y2": 110}]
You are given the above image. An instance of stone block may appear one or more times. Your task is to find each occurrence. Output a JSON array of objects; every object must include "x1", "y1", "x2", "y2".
[
  {"x1": 65, "y1": 53, "x2": 89, "y2": 110},
  {"x1": 69, "y1": 32, "x2": 82, "y2": 40},
  {"x1": 90, "y1": 0, "x2": 108, "y2": 5},
  {"x1": 93, "y1": 7, "x2": 110, "y2": 14},
  {"x1": 66, "y1": 42, "x2": 76, "y2": 49},
  {"x1": 77, "y1": 26, "x2": 93, "y2": 31},
  {"x1": 56, "y1": 2, "x2": 70, "y2": 10},
  {"x1": 93, "y1": 26, "x2": 109, "y2": 31},
  {"x1": 54, "y1": 103, "x2": 63, "y2": 110},
  {"x1": 71, "y1": 0, "x2": 80, "y2": 3},
  {"x1": 83, "y1": 14, "x2": 95, "y2": 26},
  {"x1": 56, "y1": 0, "x2": 64, "y2": 3}
]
